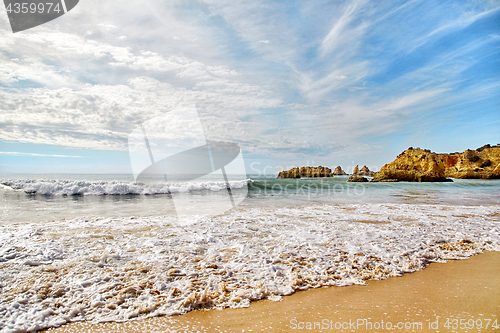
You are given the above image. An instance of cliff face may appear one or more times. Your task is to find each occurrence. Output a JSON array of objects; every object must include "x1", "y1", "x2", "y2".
[
  {"x1": 277, "y1": 166, "x2": 332, "y2": 178},
  {"x1": 372, "y1": 145, "x2": 500, "y2": 182},
  {"x1": 439, "y1": 145, "x2": 500, "y2": 179}
]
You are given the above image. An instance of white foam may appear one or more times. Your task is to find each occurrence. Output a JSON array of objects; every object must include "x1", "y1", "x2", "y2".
[
  {"x1": 0, "y1": 178, "x2": 252, "y2": 196},
  {"x1": 0, "y1": 184, "x2": 15, "y2": 191},
  {"x1": 0, "y1": 203, "x2": 499, "y2": 332}
]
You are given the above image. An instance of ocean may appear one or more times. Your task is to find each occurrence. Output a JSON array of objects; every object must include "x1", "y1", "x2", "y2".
[{"x1": 1, "y1": 174, "x2": 499, "y2": 332}]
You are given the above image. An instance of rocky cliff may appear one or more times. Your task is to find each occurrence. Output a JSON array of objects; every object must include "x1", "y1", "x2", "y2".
[
  {"x1": 440, "y1": 145, "x2": 500, "y2": 179},
  {"x1": 371, "y1": 144, "x2": 500, "y2": 182}
]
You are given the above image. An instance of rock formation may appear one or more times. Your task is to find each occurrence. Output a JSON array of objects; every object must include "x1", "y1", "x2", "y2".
[
  {"x1": 348, "y1": 175, "x2": 368, "y2": 182},
  {"x1": 277, "y1": 166, "x2": 332, "y2": 178},
  {"x1": 371, "y1": 144, "x2": 500, "y2": 182},
  {"x1": 333, "y1": 166, "x2": 347, "y2": 175},
  {"x1": 371, "y1": 148, "x2": 450, "y2": 182},
  {"x1": 277, "y1": 167, "x2": 301, "y2": 179},
  {"x1": 277, "y1": 165, "x2": 353, "y2": 178},
  {"x1": 440, "y1": 144, "x2": 500, "y2": 179},
  {"x1": 353, "y1": 165, "x2": 374, "y2": 176}
]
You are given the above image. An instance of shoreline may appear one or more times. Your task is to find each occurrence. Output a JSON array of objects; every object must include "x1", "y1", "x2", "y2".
[{"x1": 45, "y1": 251, "x2": 500, "y2": 332}]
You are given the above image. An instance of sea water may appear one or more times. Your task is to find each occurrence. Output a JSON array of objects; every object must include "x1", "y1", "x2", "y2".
[{"x1": 0, "y1": 174, "x2": 499, "y2": 332}]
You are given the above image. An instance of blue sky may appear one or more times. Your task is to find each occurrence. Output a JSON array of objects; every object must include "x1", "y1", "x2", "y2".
[{"x1": 0, "y1": 0, "x2": 499, "y2": 175}]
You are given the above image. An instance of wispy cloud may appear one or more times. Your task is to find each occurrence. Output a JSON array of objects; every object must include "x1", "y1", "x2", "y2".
[
  {"x1": 0, "y1": 152, "x2": 87, "y2": 158},
  {"x1": 409, "y1": 5, "x2": 500, "y2": 53},
  {"x1": 320, "y1": 0, "x2": 369, "y2": 56}
]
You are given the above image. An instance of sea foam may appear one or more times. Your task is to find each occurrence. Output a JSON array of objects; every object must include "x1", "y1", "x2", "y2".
[
  {"x1": 0, "y1": 178, "x2": 252, "y2": 196},
  {"x1": 0, "y1": 203, "x2": 499, "y2": 332}
]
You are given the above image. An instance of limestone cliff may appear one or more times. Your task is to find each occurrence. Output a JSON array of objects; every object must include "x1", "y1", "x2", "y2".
[
  {"x1": 371, "y1": 145, "x2": 500, "y2": 182},
  {"x1": 440, "y1": 145, "x2": 500, "y2": 179}
]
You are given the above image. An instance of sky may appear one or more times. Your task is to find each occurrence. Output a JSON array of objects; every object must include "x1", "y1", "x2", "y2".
[{"x1": 0, "y1": 0, "x2": 499, "y2": 175}]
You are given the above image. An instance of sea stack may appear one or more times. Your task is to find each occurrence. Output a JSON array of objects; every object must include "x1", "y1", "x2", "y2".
[
  {"x1": 348, "y1": 175, "x2": 368, "y2": 182},
  {"x1": 333, "y1": 166, "x2": 347, "y2": 175},
  {"x1": 354, "y1": 165, "x2": 375, "y2": 176}
]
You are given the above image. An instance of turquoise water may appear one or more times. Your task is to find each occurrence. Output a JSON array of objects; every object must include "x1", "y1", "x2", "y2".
[
  {"x1": 247, "y1": 175, "x2": 500, "y2": 205},
  {"x1": 1, "y1": 174, "x2": 499, "y2": 224}
]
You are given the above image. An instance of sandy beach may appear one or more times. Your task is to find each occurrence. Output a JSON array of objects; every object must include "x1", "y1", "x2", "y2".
[{"x1": 45, "y1": 251, "x2": 500, "y2": 333}]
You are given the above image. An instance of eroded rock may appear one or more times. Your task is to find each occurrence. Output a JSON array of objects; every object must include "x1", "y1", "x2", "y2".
[
  {"x1": 371, "y1": 145, "x2": 500, "y2": 182},
  {"x1": 277, "y1": 166, "x2": 332, "y2": 178},
  {"x1": 348, "y1": 175, "x2": 368, "y2": 182},
  {"x1": 333, "y1": 166, "x2": 347, "y2": 175}
]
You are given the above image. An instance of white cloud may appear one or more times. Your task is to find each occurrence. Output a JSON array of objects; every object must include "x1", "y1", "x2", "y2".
[
  {"x1": 0, "y1": 7, "x2": 287, "y2": 152},
  {"x1": 0, "y1": 0, "x2": 497, "y2": 166},
  {"x1": 0, "y1": 73, "x2": 283, "y2": 151}
]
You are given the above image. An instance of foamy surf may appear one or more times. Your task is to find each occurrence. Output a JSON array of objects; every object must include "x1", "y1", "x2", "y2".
[
  {"x1": 0, "y1": 179, "x2": 252, "y2": 196},
  {"x1": 0, "y1": 203, "x2": 499, "y2": 332}
]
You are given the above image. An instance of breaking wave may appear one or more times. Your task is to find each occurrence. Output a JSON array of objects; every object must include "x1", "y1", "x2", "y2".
[{"x1": 0, "y1": 178, "x2": 252, "y2": 196}]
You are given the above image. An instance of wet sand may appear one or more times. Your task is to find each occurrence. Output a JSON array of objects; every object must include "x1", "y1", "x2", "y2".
[{"x1": 46, "y1": 251, "x2": 500, "y2": 332}]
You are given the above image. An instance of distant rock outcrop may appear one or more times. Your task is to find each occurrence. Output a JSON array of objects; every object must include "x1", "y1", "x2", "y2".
[
  {"x1": 333, "y1": 166, "x2": 347, "y2": 175},
  {"x1": 371, "y1": 144, "x2": 500, "y2": 182},
  {"x1": 348, "y1": 175, "x2": 368, "y2": 182},
  {"x1": 277, "y1": 167, "x2": 301, "y2": 179},
  {"x1": 277, "y1": 165, "x2": 372, "y2": 178},
  {"x1": 353, "y1": 165, "x2": 375, "y2": 176},
  {"x1": 277, "y1": 166, "x2": 332, "y2": 178}
]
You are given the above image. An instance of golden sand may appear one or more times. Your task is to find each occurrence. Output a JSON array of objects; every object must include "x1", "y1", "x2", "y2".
[{"x1": 46, "y1": 251, "x2": 500, "y2": 332}]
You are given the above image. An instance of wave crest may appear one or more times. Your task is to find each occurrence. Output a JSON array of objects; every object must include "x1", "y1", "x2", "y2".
[{"x1": 0, "y1": 178, "x2": 252, "y2": 196}]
